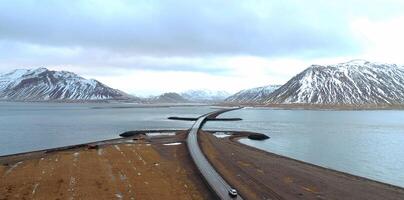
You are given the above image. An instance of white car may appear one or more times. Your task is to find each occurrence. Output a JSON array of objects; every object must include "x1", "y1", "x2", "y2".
[{"x1": 228, "y1": 188, "x2": 238, "y2": 197}]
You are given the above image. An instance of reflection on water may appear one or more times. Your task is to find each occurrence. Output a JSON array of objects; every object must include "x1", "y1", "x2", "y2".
[{"x1": 204, "y1": 108, "x2": 404, "y2": 188}]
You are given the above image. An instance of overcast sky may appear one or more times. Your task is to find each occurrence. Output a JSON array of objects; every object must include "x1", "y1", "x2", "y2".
[{"x1": 1, "y1": 0, "x2": 404, "y2": 96}]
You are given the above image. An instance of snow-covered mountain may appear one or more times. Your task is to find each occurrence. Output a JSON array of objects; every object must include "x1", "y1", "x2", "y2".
[
  {"x1": 181, "y1": 89, "x2": 231, "y2": 102},
  {"x1": 225, "y1": 85, "x2": 281, "y2": 103},
  {"x1": 144, "y1": 90, "x2": 229, "y2": 104},
  {"x1": 147, "y1": 92, "x2": 190, "y2": 103},
  {"x1": 0, "y1": 68, "x2": 133, "y2": 101},
  {"x1": 265, "y1": 60, "x2": 404, "y2": 105}
]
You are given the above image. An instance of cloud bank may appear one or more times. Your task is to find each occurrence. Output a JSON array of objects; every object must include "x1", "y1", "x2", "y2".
[{"x1": 1, "y1": 0, "x2": 404, "y2": 95}]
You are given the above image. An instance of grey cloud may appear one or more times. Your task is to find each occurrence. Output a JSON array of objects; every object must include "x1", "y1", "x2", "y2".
[
  {"x1": 1, "y1": 0, "x2": 404, "y2": 77},
  {"x1": 0, "y1": 0, "x2": 387, "y2": 57},
  {"x1": 0, "y1": 40, "x2": 230, "y2": 75}
]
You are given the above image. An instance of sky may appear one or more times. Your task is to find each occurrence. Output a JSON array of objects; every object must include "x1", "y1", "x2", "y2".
[{"x1": 1, "y1": 0, "x2": 404, "y2": 96}]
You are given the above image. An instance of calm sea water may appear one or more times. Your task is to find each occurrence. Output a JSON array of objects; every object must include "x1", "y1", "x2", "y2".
[
  {"x1": 204, "y1": 108, "x2": 404, "y2": 188},
  {"x1": 1, "y1": 103, "x2": 403, "y2": 188},
  {"x1": 0, "y1": 102, "x2": 214, "y2": 156}
]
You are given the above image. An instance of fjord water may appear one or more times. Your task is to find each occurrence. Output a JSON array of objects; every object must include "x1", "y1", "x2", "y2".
[
  {"x1": 1, "y1": 103, "x2": 404, "y2": 188},
  {"x1": 0, "y1": 102, "x2": 214, "y2": 156},
  {"x1": 204, "y1": 108, "x2": 404, "y2": 188}
]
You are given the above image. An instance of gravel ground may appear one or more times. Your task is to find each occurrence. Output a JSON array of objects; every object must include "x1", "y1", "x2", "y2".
[
  {"x1": 0, "y1": 132, "x2": 215, "y2": 200},
  {"x1": 200, "y1": 131, "x2": 404, "y2": 200}
]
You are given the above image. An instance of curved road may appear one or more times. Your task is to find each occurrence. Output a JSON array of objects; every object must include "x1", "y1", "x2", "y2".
[{"x1": 187, "y1": 108, "x2": 244, "y2": 200}]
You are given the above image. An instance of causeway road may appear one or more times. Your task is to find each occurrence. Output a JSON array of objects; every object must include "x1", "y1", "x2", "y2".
[{"x1": 187, "y1": 108, "x2": 244, "y2": 200}]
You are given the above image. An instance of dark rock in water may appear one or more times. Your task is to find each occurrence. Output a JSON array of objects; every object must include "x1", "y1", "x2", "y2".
[
  {"x1": 248, "y1": 133, "x2": 270, "y2": 140},
  {"x1": 168, "y1": 116, "x2": 198, "y2": 121},
  {"x1": 206, "y1": 117, "x2": 243, "y2": 121},
  {"x1": 120, "y1": 131, "x2": 144, "y2": 137}
]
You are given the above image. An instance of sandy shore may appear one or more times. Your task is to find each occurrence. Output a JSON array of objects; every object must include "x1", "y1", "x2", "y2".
[
  {"x1": 200, "y1": 131, "x2": 404, "y2": 200},
  {"x1": 0, "y1": 131, "x2": 214, "y2": 200}
]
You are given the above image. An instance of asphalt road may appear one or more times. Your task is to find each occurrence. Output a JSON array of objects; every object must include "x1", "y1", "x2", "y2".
[{"x1": 187, "y1": 108, "x2": 244, "y2": 200}]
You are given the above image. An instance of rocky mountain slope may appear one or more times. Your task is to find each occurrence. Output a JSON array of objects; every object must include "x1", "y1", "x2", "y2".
[
  {"x1": 0, "y1": 68, "x2": 133, "y2": 101},
  {"x1": 147, "y1": 92, "x2": 190, "y2": 103},
  {"x1": 225, "y1": 85, "x2": 281, "y2": 103},
  {"x1": 265, "y1": 60, "x2": 404, "y2": 105}
]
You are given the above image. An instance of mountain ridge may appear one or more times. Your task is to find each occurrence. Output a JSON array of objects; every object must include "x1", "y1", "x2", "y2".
[
  {"x1": 146, "y1": 92, "x2": 190, "y2": 103},
  {"x1": 265, "y1": 60, "x2": 404, "y2": 105},
  {"x1": 181, "y1": 89, "x2": 230, "y2": 102},
  {"x1": 225, "y1": 85, "x2": 281, "y2": 103},
  {"x1": 0, "y1": 67, "x2": 135, "y2": 101}
]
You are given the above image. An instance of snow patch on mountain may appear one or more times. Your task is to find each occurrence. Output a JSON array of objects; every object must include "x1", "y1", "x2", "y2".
[
  {"x1": 0, "y1": 67, "x2": 133, "y2": 101},
  {"x1": 225, "y1": 85, "x2": 281, "y2": 103},
  {"x1": 181, "y1": 89, "x2": 231, "y2": 102},
  {"x1": 146, "y1": 92, "x2": 190, "y2": 103},
  {"x1": 265, "y1": 60, "x2": 404, "y2": 105}
]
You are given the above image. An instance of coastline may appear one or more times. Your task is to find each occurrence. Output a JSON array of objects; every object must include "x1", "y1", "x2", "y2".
[
  {"x1": 2, "y1": 130, "x2": 404, "y2": 199},
  {"x1": 229, "y1": 132, "x2": 404, "y2": 191},
  {"x1": 3, "y1": 100, "x2": 404, "y2": 111},
  {"x1": 199, "y1": 131, "x2": 404, "y2": 199},
  {"x1": 0, "y1": 131, "x2": 215, "y2": 200},
  {"x1": 219, "y1": 103, "x2": 404, "y2": 110}
]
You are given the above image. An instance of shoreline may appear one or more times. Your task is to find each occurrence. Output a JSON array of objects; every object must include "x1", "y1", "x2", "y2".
[
  {"x1": 200, "y1": 131, "x2": 404, "y2": 199},
  {"x1": 0, "y1": 129, "x2": 184, "y2": 159},
  {"x1": 229, "y1": 132, "x2": 404, "y2": 191},
  {"x1": 1, "y1": 130, "x2": 404, "y2": 199},
  {"x1": 218, "y1": 103, "x2": 404, "y2": 110},
  {"x1": 0, "y1": 130, "x2": 215, "y2": 200},
  {"x1": 3, "y1": 100, "x2": 404, "y2": 111}
]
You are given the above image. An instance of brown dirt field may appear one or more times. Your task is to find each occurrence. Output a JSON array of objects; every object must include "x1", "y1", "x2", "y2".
[
  {"x1": 199, "y1": 131, "x2": 404, "y2": 200},
  {"x1": 0, "y1": 133, "x2": 215, "y2": 200}
]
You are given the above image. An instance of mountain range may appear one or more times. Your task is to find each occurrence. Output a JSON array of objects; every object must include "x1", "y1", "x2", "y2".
[
  {"x1": 144, "y1": 90, "x2": 230, "y2": 104},
  {"x1": 146, "y1": 92, "x2": 190, "y2": 103},
  {"x1": 181, "y1": 90, "x2": 230, "y2": 102},
  {"x1": 2, "y1": 60, "x2": 404, "y2": 107},
  {"x1": 265, "y1": 60, "x2": 404, "y2": 105},
  {"x1": 225, "y1": 85, "x2": 281, "y2": 103},
  {"x1": 0, "y1": 68, "x2": 133, "y2": 101},
  {"x1": 0, "y1": 68, "x2": 229, "y2": 103}
]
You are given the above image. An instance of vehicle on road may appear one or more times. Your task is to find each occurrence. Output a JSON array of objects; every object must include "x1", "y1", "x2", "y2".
[{"x1": 228, "y1": 188, "x2": 238, "y2": 197}]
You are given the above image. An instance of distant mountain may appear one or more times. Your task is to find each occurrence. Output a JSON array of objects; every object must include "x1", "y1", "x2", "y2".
[
  {"x1": 0, "y1": 68, "x2": 134, "y2": 101},
  {"x1": 181, "y1": 89, "x2": 231, "y2": 102},
  {"x1": 147, "y1": 92, "x2": 190, "y2": 103},
  {"x1": 265, "y1": 60, "x2": 404, "y2": 105},
  {"x1": 225, "y1": 85, "x2": 281, "y2": 103}
]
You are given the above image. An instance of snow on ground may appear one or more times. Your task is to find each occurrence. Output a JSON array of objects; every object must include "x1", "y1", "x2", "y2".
[
  {"x1": 163, "y1": 142, "x2": 182, "y2": 146},
  {"x1": 146, "y1": 132, "x2": 176, "y2": 137},
  {"x1": 212, "y1": 132, "x2": 231, "y2": 138}
]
